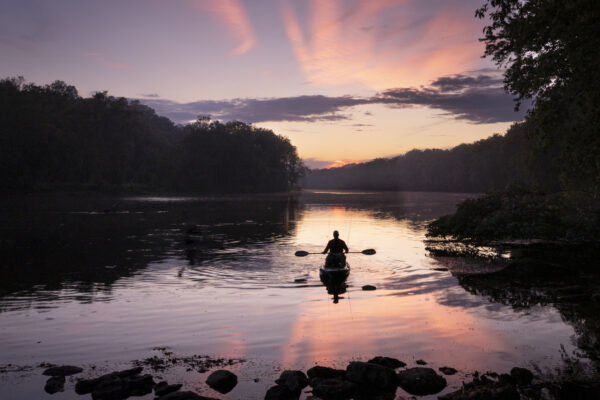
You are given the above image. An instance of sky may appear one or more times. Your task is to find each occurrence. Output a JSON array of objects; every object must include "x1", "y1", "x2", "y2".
[{"x1": 0, "y1": 0, "x2": 527, "y2": 168}]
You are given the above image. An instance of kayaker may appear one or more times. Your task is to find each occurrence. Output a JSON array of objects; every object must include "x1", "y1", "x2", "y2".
[{"x1": 322, "y1": 230, "x2": 349, "y2": 268}]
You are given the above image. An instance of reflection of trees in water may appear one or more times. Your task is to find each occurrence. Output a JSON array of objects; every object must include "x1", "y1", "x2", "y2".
[
  {"x1": 297, "y1": 190, "x2": 473, "y2": 224},
  {"x1": 453, "y1": 248, "x2": 600, "y2": 363},
  {"x1": 180, "y1": 195, "x2": 299, "y2": 265},
  {"x1": 0, "y1": 190, "x2": 471, "y2": 310},
  {"x1": 0, "y1": 194, "x2": 299, "y2": 305}
]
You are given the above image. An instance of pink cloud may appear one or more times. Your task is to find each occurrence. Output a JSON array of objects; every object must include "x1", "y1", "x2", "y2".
[
  {"x1": 85, "y1": 52, "x2": 133, "y2": 71},
  {"x1": 280, "y1": 0, "x2": 484, "y2": 89},
  {"x1": 192, "y1": 0, "x2": 256, "y2": 56}
]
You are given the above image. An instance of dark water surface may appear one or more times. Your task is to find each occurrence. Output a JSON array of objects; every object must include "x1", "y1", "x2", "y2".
[{"x1": 0, "y1": 191, "x2": 590, "y2": 399}]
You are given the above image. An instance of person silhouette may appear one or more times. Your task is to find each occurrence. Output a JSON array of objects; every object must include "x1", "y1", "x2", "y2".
[{"x1": 322, "y1": 230, "x2": 349, "y2": 268}]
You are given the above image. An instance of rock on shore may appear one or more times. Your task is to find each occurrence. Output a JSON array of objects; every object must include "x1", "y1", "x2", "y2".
[
  {"x1": 346, "y1": 361, "x2": 397, "y2": 392},
  {"x1": 307, "y1": 366, "x2": 346, "y2": 381},
  {"x1": 74, "y1": 366, "x2": 154, "y2": 399},
  {"x1": 264, "y1": 384, "x2": 300, "y2": 400},
  {"x1": 367, "y1": 356, "x2": 406, "y2": 369},
  {"x1": 510, "y1": 367, "x2": 534, "y2": 385},
  {"x1": 44, "y1": 376, "x2": 65, "y2": 394},
  {"x1": 43, "y1": 365, "x2": 83, "y2": 376},
  {"x1": 205, "y1": 370, "x2": 238, "y2": 394},
  {"x1": 396, "y1": 367, "x2": 447, "y2": 395},
  {"x1": 275, "y1": 370, "x2": 309, "y2": 393}
]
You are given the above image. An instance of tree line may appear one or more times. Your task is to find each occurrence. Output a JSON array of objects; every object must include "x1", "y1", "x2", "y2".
[
  {"x1": 306, "y1": 0, "x2": 599, "y2": 199},
  {"x1": 0, "y1": 77, "x2": 304, "y2": 193},
  {"x1": 306, "y1": 0, "x2": 600, "y2": 243},
  {"x1": 302, "y1": 120, "x2": 558, "y2": 193}
]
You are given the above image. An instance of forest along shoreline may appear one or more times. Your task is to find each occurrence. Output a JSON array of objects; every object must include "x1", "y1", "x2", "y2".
[
  {"x1": 0, "y1": 79, "x2": 305, "y2": 195},
  {"x1": 4, "y1": 349, "x2": 594, "y2": 400}
]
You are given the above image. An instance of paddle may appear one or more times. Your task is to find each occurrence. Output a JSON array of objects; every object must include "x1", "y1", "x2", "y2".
[{"x1": 294, "y1": 249, "x2": 376, "y2": 257}]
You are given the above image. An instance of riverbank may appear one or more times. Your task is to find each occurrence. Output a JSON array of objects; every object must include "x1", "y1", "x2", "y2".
[{"x1": 3, "y1": 349, "x2": 598, "y2": 399}]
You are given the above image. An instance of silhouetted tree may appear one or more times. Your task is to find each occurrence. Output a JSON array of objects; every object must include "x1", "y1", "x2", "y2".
[
  {"x1": 0, "y1": 78, "x2": 304, "y2": 193},
  {"x1": 476, "y1": 0, "x2": 600, "y2": 195}
]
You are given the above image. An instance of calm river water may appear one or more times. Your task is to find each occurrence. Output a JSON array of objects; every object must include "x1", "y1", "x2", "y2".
[{"x1": 0, "y1": 191, "x2": 589, "y2": 399}]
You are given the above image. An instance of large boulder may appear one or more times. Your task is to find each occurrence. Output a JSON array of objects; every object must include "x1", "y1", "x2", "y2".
[
  {"x1": 345, "y1": 362, "x2": 397, "y2": 391},
  {"x1": 90, "y1": 375, "x2": 127, "y2": 400},
  {"x1": 205, "y1": 370, "x2": 237, "y2": 394},
  {"x1": 307, "y1": 366, "x2": 346, "y2": 382},
  {"x1": 43, "y1": 365, "x2": 83, "y2": 376},
  {"x1": 396, "y1": 367, "x2": 446, "y2": 395},
  {"x1": 510, "y1": 367, "x2": 533, "y2": 386},
  {"x1": 367, "y1": 357, "x2": 406, "y2": 369},
  {"x1": 74, "y1": 367, "x2": 154, "y2": 399},
  {"x1": 91, "y1": 374, "x2": 154, "y2": 400},
  {"x1": 264, "y1": 384, "x2": 300, "y2": 400},
  {"x1": 44, "y1": 376, "x2": 65, "y2": 394},
  {"x1": 75, "y1": 367, "x2": 144, "y2": 394},
  {"x1": 311, "y1": 378, "x2": 357, "y2": 400},
  {"x1": 124, "y1": 374, "x2": 155, "y2": 396},
  {"x1": 275, "y1": 370, "x2": 309, "y2": 393}
]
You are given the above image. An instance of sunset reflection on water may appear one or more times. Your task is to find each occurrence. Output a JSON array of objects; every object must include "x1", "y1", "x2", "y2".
[{"x1": 0, "y1": 191, "x2": 582, "y2": 399}]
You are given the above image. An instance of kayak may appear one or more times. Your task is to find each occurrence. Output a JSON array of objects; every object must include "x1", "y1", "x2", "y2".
[{"x1": 319, "y1": 263, "x2": 350, "y2": 286}]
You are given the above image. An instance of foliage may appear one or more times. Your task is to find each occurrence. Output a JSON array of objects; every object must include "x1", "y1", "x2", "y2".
[
  {"x1": 0, "y1": 78, "x2": 304, "y2": 193},
  {"x1": 476, "y1": 0, "x2": 600, "y2": 195},
  {"x1": 309, "y1": 1, "x2": 600, "y2": 243},
  {"x1": 426, "y1": 188, "x2": 600, "y2": 242},
  {"x1": 423, "y1": 1, "x2": 600, "y2": 244}
]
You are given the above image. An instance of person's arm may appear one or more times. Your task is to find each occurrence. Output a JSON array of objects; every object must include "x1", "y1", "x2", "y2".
[
  {"x1": 343, "y1": 240, "x2": 349, "y2": 253},
  {"x1": 322, "y1": 241, "x2": 331, "y2": 254}
]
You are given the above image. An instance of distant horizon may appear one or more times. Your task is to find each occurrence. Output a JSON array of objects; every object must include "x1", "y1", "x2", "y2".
[
  {"x1": 3, "y1": 72, "x2": 505, "y2": 170},
  {"x1": 0, "y1": 0, "x2": 527, "y2": 168}
]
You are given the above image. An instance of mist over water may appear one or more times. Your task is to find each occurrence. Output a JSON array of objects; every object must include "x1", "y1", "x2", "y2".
[{"x1": 0, "y1": 191, "x2": 587, "y2": 399}]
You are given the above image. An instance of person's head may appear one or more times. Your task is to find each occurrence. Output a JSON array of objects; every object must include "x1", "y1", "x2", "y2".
[{"x1": 333, "y1": 230, "x2": 339, "y2": 238}]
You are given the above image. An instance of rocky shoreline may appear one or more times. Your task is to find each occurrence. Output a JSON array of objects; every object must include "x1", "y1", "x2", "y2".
[{"x1": 17, "y1": 353, "x2": 597, "y2": 400}]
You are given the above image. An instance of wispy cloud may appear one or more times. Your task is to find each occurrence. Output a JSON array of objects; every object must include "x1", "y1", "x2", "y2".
[
  {"x1": 193, "y1": 0, "x2": 256, "y2": 56},
  {"x1": 280, "y1": 0, "x2": 484, "y2": 89},
  {"x1": 138, "y1": 72, "x2": 526, "y2": 125},
  {"x1": 86, "y1": 52, "x2": 133, "y2": 71}
]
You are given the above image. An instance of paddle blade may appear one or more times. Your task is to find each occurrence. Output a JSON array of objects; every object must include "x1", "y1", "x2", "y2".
[
  {"x1": 295, "y1": 250, "x2": 310, "y2": 257},
  {"x1": 361, "y1": 249, "x2": 376, "y2": 255}
]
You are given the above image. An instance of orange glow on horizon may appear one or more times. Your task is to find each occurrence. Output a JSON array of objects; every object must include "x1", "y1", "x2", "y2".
[{"x1": 323, "y1": 160, "x2": 360, "y2": 169}]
